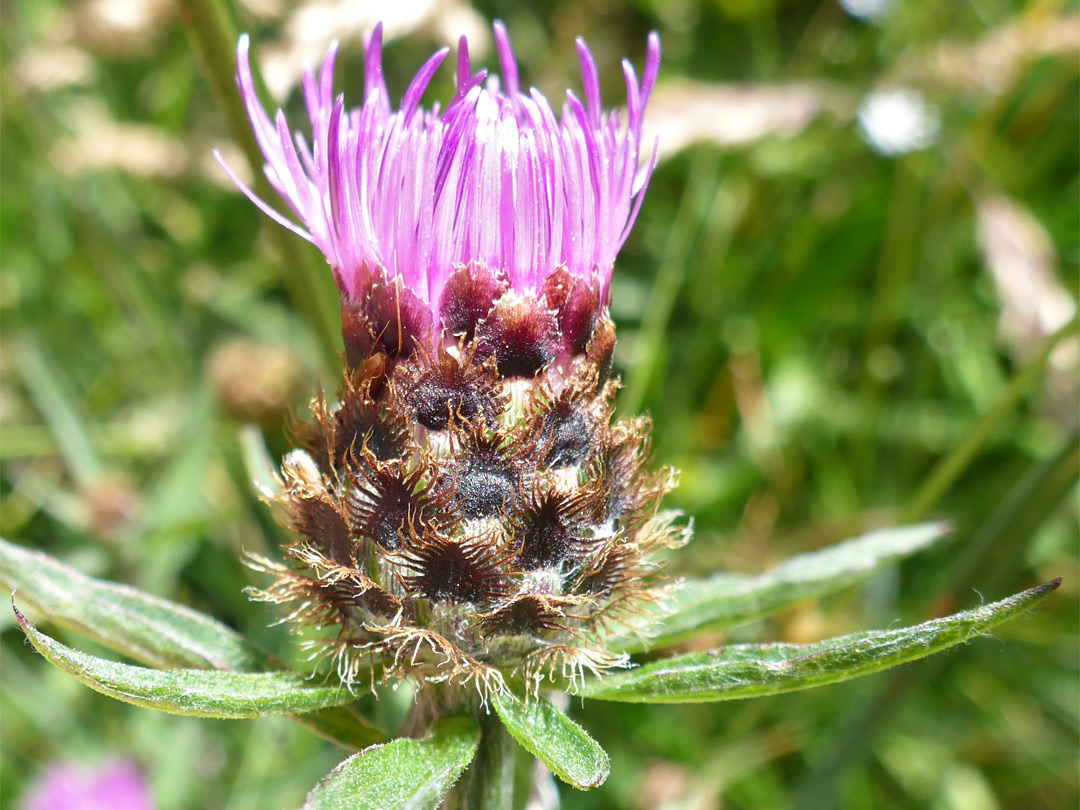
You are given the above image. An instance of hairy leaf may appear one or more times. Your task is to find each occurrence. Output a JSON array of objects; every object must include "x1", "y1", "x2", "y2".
[
  {"x1": 0, "y1": 536, "x2": 269, "y2": 671},
  {"x1": 1, "y1": 538, "x2": 385, "y2": 747},
  {"x1": 491, "y1": 688, "x2": 609, "y2": 790},
  {"x1": 15, "y1": 603, "x2": 355, "y2": 718},
  {"x1": 582, "y1": 580, "x2": 1059, "y2": 703},
  {"x1": 628, "y1": 522, "x2": 952, "y2": 652},
  {"x1": 303, "y1": 715, "x2": 480, "y2": 810}
]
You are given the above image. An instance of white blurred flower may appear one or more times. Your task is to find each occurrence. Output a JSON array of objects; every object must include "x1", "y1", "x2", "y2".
[
  {"x1": 857, "y1": 88, "x2": 940, "y2": 156},
  {"x1": 840, "y1": 0, "x2": 893, "y2": 24}
]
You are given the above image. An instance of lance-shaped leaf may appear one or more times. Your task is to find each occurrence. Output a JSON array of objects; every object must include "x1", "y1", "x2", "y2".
[
  {"x1": 15, "y1": 603, "x2": 355, "y2": 718},
  {"x1": 1, "y1": 538, "x2": 386, "y2": 747},
  {"x1": 491, "y1": 687, "x2": 609, "y2": 790},
  {"x1": 302, "y1": 714, "x2": 480, "y2": 810},
  {"x1": 297, "y1": 706, "x2": 387, "y2": 751},
  {"x1": 626, "y1": 522, "x2": 952, "y2": 652},
  {"x1": 582, "y1": 580, "x2": 1059, "y2": 703},
  {"x1": 0, "y1": 536, "x2": 269, "y2": 671}
]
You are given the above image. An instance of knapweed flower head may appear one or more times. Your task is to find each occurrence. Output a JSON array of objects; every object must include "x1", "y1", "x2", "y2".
[
  {"x1": 4, "y1": 19, "x2": 1064, "y2": 806},
  {"x1": 219, "y1": 21, "x2": 659, "y2": 366},
  {"x1": 230, "y1": 23, "x2": 688, "y2": 700}
]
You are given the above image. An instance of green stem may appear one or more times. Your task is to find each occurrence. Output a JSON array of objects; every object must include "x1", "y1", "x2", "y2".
[
  {"x1": 403, "y1": 685, "x2": 517, "y2": 809},
  {"x1": 177, "y1": 0, "x2": 340, "y2": 371},
  {"x1": 902, "y1": 314, "x2": 1079, "y2": 521},
  {"x1": 443, "y1": 711, "x2": 516, "y2": 810}
]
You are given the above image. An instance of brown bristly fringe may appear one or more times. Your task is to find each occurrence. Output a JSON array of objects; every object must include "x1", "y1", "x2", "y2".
[
  {"x1": 247, "y1": 301, "x2": 693, "y2": 702},
  {"x1": 522, "y1": 644, "x2": 631, "y2": 696}
]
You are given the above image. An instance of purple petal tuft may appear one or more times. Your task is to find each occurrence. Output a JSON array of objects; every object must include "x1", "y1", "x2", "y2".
[{"x1": 219, "y1": 24, "x2": 661, "y2": 319}]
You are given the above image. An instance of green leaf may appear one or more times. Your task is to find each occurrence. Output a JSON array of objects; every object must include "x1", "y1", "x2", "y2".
[
  {"x1": 627, "y1": 522, "x2": 952, "y2": 652},
  {"x1": 491, "y1": 688, "x2": 609, "y2": 790},
  {"x1": 581, "y1": 580, "x2": 1059, "y2": 703},
  {"x1": 0, "y1": 536, "x2": 269, "y2": 671},
  {"x1": 296, "y1": 707, "x2": 388, "y2": 751},
  {"x1": 303, "y1": 715, "x2": 480, "y2": 810},
  {"x1": 14, "y1": 602, "x2": 355, "y2": 718},
  {"x1": 1, "y1": 538, "x2": 385, "y2": 748}
]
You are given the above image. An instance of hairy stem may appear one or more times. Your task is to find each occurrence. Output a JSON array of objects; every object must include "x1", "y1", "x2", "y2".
[
  {"x1": 443, "y1": 711, "x2": 516, "y2": 810},
  {"x1": 404, "y1": 684, "x2": 517, "y2": 810}
]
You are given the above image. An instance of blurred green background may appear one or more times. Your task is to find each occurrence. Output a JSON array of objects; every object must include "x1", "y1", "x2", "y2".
[{"x1": 2, "y1": 0, "x2": 1077, "y2": 807}]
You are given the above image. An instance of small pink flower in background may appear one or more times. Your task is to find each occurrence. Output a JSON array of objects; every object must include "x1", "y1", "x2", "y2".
[{"x1": 21, "y1": 759, "x2": 154, "y2": 810}]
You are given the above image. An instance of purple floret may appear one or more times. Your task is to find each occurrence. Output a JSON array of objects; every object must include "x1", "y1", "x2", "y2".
[{"x1": 217, "y1": 22, "x2": 660, "y2": 317}]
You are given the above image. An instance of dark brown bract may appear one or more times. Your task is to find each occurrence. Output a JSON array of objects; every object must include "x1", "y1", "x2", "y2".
[{"x1": 249, "y1": 300, "x2": 690, "y2": 697}]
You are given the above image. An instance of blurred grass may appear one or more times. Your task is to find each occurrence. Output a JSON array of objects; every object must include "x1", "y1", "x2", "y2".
[{"x1": 1, "y1": 0, "x2": 1077, "y2": 809}]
